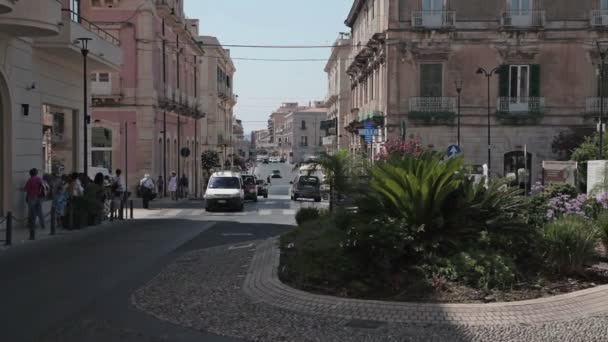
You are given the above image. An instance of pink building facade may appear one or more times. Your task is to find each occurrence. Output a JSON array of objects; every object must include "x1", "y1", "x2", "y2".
[{"x1": 86, "y1": 0, "x2": 207, "y2": 196}]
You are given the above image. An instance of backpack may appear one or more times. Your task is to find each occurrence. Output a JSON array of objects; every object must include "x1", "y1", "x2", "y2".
[{"x1": 39, "y1": 180, "x2": 50, "y2": 199}]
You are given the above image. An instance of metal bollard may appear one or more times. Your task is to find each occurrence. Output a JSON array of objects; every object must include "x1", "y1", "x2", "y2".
[
  {"x1": 110, "y1": 200, "x2": 115, "y2": 222},
  {"x1": 129, "y1": 200, "x2": 134, "y2": 219},
  {"x1": 119, "y1": 199, "x2": 124, "y2": 220},
  {"x1": 5, "y1": 212, "x2": 12, "y2": 246},
  {"x1": 50, "y1": 209, "x2": 56, "y2": 235}
]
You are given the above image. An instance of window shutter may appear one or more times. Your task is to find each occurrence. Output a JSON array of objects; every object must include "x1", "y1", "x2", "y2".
[
  {"x1": 420, "y1": 64, "x2": 442, "y2": 97},
  {"x1": 530, "y1": 64, "x2": 541, "y2": 97},
  {"x1": 498, "y1": 65, "x2": 509, "y2": 97}
]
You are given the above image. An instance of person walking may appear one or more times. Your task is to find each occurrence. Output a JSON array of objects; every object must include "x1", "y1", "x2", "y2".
[
  {"x1": 180, "y1": 173, "x2": 189, "y2": 199},
  {"x1": 168, "y1": 171, "x2": 178, "y2": 200},
  {"x1": 111, "y1": 169, "x2": 125, "y2": 219},
  {"x1": 139, "y1": 174, "x2": 155, "y2": 209},
  {"x1": 157, "y1": 175, "x2": 164, "y2": 197},
  {"x1": 24, "y1": 168, "x2": 46, "y2": 230}
]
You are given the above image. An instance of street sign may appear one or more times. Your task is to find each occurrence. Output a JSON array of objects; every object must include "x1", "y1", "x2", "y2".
[
  {"x1": 180, "y1": 147, "x2": 191, "y2": 158},
  {"x1": 358, "y1": 129, "x2": 379, "y2": 136},
  {"x1": 447, "y1": 144, "x2": 462, "y2": 158},
  {"x1": 360, "y1": 120, "x2": 379, "y2": 144}
]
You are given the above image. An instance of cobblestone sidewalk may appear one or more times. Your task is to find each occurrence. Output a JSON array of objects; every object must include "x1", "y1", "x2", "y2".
[{"x1": 132, "y1": 240, "x2": 608, "y2": 342}]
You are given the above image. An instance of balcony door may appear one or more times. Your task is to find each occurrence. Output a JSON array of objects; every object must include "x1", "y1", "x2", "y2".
[
  {"x1": 508, "y1": 0, "x2": 532, "y2": 26},
  {"x1": 422, "y1": 0, "x2": 445, "y2": 26},
  {"x1": 70, "y1": 0, "x2": 81, "y2": 23},
  {"x1": 603, "y1": 0, "x2": 608, "y2": 10},
  {"x1": 509, "y1": 65, "x2": 530, "y2": 111}
]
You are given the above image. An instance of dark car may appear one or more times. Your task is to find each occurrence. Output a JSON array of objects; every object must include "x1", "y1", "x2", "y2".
[
  {"x1": 290, "y1": 175, "x2": 321, "y2": 202},
  {"x1": 256, "y1": 179, "x2": 268, "y2": 198},
  {"x1": 241, "y1": 174, "x2": 258, "y2": 201},
  {"x1": 271, "y1": 170, "x2": 282, "y2": 178}
]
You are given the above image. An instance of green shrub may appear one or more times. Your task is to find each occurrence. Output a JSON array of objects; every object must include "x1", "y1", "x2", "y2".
[
  {"x1": 433, "y1": 250, "x2": 516, "y2": 290},
  {"x1": 544, "y1": 183, "x2": 578, "y2": 198},
  {"x1": 596, "y1": 211, "x2": 608, "y2": 250},
  {"x1": 543, "y1": 215, "x2": 600, "y2": 275},
  {"x1": 295, "y1": 207, "x2": 323, "y2": 226}
]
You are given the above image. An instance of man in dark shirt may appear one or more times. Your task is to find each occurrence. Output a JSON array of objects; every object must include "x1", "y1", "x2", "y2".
[{"x1": 24, "y1": 168, "x2": 45, "y2": 229}]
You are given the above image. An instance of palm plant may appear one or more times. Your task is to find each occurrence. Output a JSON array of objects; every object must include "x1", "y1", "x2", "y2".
[{"x1": 305, "y1": 150, "x2": 359, "y2": 211}]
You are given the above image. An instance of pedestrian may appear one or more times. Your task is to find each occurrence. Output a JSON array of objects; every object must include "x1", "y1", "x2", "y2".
[
  {"x1": 180, "y1": 173, "x2": 189, "y2": 199},
  {"x1": 157, "y1": 175, "x2": 164, "y2": 197},
  {"x1": 139, "y1": 174, "x2": 155, "y2": 209},
  {"x1": 267, "y1": 175, "x2": 271, "y2": 185},
  {"x1": 168, "y1": 171, "x2": 178, "y2": 200},
  {"x1": 111, "y1": 169, "x2": 125, "y2": 219},
  {"x1": 85, "y1": 173, "x2": 106, "y2": 225},
  {"x1": 24, "y1": 168, "x2": 46, "y2": 230},
  {"x1": 52, "y1": 174, "x2": 68, "y2": 228},
  {"x1": 66, "y1": 172, "x2": 84, "y2": 229}
]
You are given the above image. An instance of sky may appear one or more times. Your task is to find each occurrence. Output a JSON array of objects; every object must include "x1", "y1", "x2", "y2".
[{"x1": 184, "y1": 0, "x2": 353, "y2": 136}]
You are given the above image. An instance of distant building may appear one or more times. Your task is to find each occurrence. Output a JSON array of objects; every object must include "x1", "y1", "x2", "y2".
[
  {"x1": 324, "y1": 35, "x2": 352, "y2": 154},
  {"x1": 283, "y1": 107, "x2": 328, "y2": 163}
]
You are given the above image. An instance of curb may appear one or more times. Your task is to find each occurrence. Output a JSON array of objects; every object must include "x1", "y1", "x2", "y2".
[{"x1": 243, "y1": 238, "x2": 608, "y2": 326}]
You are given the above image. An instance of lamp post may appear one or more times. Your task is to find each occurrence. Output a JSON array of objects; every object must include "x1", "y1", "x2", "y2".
[
  {"x1": 77, "y1": 37, "x2": 92, "y2": 175},
  {"x1": 597, "y1": 41, "x2": 608, "y2": 159},
  {"x1": 454, "y1": 79, "x2": 464, "y2": 147},
  {"x1": 476, "y1": 67, "x2": 499, "y2": 176}
]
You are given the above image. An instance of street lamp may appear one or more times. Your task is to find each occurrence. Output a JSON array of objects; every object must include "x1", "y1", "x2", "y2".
[
  {"x1": 454, "y1": 79, "x2": 464, "y2": 147},
  {"x1": 476, "y1": 66, "x2": 499, "y2": 176},
  {"x1": 597, "y1": 41, "x2": 608, "y2": 159},
  {"x1": 77, "y1": 37, "x2": 92, "y2": 176}
]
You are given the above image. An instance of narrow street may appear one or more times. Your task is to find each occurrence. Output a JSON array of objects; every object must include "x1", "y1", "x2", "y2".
[{"x1": 0, "y1": 163, "x2": 320, "y2": 342}]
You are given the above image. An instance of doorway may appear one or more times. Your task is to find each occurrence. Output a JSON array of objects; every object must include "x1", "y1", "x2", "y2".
[{"x1": 504, "y1": 151, "x2": 532, "y2": 190}]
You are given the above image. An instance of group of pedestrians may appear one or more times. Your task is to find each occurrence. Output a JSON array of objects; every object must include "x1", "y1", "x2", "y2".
[
  {"x1": 137, "y1": 172, "x2": 190, "y2": 209},
  {"x1": 24, "y1": 168, "x2": 128, "y2": 230}
]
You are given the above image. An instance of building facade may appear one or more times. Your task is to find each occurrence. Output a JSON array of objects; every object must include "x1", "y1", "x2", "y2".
[
  {"x1": 344, "y1": 0, "x2": 607, "y2": 181},
  {"x1": 324, "y1": 36, "x2": 352, "y2": 154},
  {"x1": 268, "y1": 102, "x2": 303, "y2": 146},
  {"x1": 283, "y1": 107, "x2": 328, "y2": 163},
  {"x1": 0, "y1": 0, "x2": 121, "y2": 219},
  {"x1": 198, "y1": 35, "x2": 237, "y2": 167},
  {"x1": 87, "y1": 0, "x2": 204, "y2": 196}
]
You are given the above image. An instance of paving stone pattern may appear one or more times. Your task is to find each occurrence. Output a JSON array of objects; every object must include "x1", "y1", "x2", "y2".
[{"x1": 132, "y1": 240, "x2": 608, "y2": 342}]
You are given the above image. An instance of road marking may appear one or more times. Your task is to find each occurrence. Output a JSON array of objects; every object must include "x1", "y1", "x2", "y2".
[
  {"x1": 228, "y1": 243, "x2": 254, "y2": 250},
  {"x1": 164, "y1": 209, "x2": 181, "y2": 216},
  {"x1": 282, "y1": 209, "x2": 296, "y2": 215},
  {"x1": 222, "y1": 233, "x2": 254, "y2": 236},
  {"x1": 188, "y1": 210, "x2": 205, "y2": 216},
  {"x1": 259, "y1": 209, "x2": 272, "y2": 216},
  {"x1": 264, "y1": 201, "x2": 277, "y2": 205}
]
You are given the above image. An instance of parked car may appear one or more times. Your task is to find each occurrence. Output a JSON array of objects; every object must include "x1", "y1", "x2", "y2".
[
  {"x1": 262, "y1": 158, "x2": 269, "y2": 164},
  {"x1": 269, "y1": 156, "x2": 280, "y2": 163},
  {"x1": 204, "y1": 171, "x2": 244, "y2": 211},
  {"x1": 256, "y1": 179, "x2": 269, "y2": 198},
  {"x1": 290, "y1": 175, "x2": 322, "y2": 202},
  {"x1": 280, "y1": 157, "x2": 286, "y2": 163},
  {"x1": 241, "y1": 174, "x2": 258, "y2": 201},
  {"x1": 271, "y1": 170, "x2": 282, "y2": 178}
]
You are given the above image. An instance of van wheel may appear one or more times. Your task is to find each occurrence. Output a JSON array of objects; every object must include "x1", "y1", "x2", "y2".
[{"x1": 314, "y1": 197, "x2": 321, "y2": 203}]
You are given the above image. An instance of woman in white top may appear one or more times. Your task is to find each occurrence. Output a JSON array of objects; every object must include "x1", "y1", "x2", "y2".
[{"x1": 168, "y1": 171, "x2": 178, "y2": 200}]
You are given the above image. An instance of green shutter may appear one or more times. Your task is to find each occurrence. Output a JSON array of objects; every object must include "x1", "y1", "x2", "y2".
[
  {"x1": 420, "y1": 64, "x2": 442, "y2": 97},
  {"x1": 498, "y1": 64, "x2": 510, "y2": 97},
  {"x1": 530, "y1": 64, "x2": 541, "y2": 97}
]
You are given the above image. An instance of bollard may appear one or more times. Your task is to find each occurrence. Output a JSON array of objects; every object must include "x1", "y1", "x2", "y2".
[
  {"x1": 29, "y1": 220, "x2": 35, "y2": 240},
  {"x1": 110, "y1": 200, "x2": 115, "y2": 222},
  {"x1": 50, "y1": 208, "x2": 56, "y2": 235},
  {"x1": 5, "y1": 212, "x2": 12, "y2": 246},
  {"x1": 129, "y1": 200, "x2": 134, "y2": 219},
  {"x1": 119, "y1": 198, "x2": 124, "y2": 220}
]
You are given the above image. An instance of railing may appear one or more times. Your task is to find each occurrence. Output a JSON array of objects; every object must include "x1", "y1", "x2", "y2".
[
  {"x1": 501, "y1": 10, "x2": 545, "y2": 27},
  {"x1": 590, "y1": 10, "x2": 608, "y2": 27},
  {"x1": 497, "y1": 97, "x2": 545, "y2": 113},
  {"x1": 411, "y1": 11, "x2": 456, "y2": 28},
  {"x1": 586, "y1": 97, "x2": 608, "y2": 114},
  {"x1": 61, "y1": 9, "x2": 120, "y2": 45},
  {"x1": 409, "y1": 97, "x2": 456, "y2": 113},
  {"x1": 349, "y1": 18, "x2": 382, "y2": 61}
]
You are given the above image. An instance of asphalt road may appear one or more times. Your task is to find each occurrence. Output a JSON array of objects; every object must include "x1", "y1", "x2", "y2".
[{"x1": 0, "y1": 162, "x2": 324, "y2": 342}]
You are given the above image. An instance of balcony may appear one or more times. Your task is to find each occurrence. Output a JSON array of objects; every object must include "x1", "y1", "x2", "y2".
[
  {"x1": 35, "y1": 9, "x2": 122, "y2": 71},
  {"x1": 411, "y1": 11, "x2": 455, "y2": 29},
  {"x1": 586, "y1": 97, "x2": 608, "y2": 115},
  {"x1": 497, "y1": 97, "x2": 545, "y2": 113},
  {"x1": 408, "y1": 97, "x2": 456, "y2": 123},
  {"x1": 591, "y1": 10, "x2": 608, "y2": 27},
  {"x1": 322, "y1": 135, "x2": 337, "y2": 147},
  {"x1": 0, "y1": 0, "x2": 61, "y2": 37},
  {"x1": 0, "y1": 0, "x2": 17, "y2": 14},
  {"x1": 501, "y1": 10, "x2": 545, "y2": 28}
]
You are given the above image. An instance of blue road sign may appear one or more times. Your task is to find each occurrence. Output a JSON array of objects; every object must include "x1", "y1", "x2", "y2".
[
  {"x1": 447, "y1": 144, "x2": 462, "y2": 158},
  {"x1": 360, "y1": 120, "x2": 377, "y2": 143}
]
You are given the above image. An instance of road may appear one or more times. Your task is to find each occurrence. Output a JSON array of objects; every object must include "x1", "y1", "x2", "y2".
[{"x1": 0, "y1": 162, "x2": 322, "y2": 342}]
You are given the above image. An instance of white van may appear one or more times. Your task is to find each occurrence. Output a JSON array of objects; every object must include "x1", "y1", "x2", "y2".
[{"x1": 204, "y1": 171, "x2": 245, "y2": 211}]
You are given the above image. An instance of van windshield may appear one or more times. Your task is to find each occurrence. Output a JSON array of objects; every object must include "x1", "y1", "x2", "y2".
[
  {"x1": 208, "y1": 177, "x2": 240, "y2": 189},
  {"x1": 298, "y1": 176, "x2": 319, "y2": 186}
]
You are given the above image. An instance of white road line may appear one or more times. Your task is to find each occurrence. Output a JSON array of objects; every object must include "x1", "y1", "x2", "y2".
[
  {"x1": 258, "y1": 209, "x2": 272, "y2": 216},
  {"x1": 228, "y1": 243, "x2": 254, "y2": 250},
  {"x1": 222, "y1": 233, "x2": 254, "y2": 236},
  {"x1": 164, "y1": 209, "x2": 181, "y2": 216},
  {"x1": 188, "y1": 210, "x2": 204, "y2": 216},
  {"x1": 282, "y1": 209, "x2": 296, "y2": 215}
]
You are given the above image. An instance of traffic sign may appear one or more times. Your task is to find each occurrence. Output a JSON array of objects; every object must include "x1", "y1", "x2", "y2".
[
  {"x1": 358, "y1": 129, "x2": 379, "y2": 136},
  {"x1": 447, "y1": 144, "x2": 462, "y2": 158}
]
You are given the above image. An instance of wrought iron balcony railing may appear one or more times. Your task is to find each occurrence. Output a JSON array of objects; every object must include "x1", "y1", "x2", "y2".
[{"x1": 411, "y1": 11, "x2": 456, "y2": 28}]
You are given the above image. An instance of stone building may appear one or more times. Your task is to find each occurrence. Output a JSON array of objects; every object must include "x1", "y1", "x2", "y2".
[
  {"x1": 87, "y1": 0, "x2": 205, "y2": 196},
  {"x1": 283, "y1": 106, "x2": 328, "y2": 163},
  {"x1": 323, "y1": 36, "x2": 352, "y2": 154},
  {"x1": 0, "y1": 0, "x2": 121, "y2": 219},
  {"x1": 344, "y1": 0, "x2": 606, "y2": 181}
]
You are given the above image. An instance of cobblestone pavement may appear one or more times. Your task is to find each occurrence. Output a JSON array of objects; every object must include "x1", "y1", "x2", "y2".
[{"x1": 132, "y1": 240, "x2": 608, "y2": 342}]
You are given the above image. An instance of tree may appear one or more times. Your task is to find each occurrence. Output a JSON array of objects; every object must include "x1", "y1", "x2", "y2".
[
  {"x1": 552, "y1": 128, "x2": 594, "y2": 161},
  {"x1": 571, "y1": 133, "x2": 608, "y2": 192},
  {"x1": 201, "y1": 150, "x2": 220, "y2": 173},
  {"x1": 308, "y1": 150, "x2": 362, "y2": 212}
]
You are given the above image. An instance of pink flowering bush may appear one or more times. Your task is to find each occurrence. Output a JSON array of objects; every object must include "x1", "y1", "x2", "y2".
[{"x1": 375, "y1": 137, "x2": 424, "y2": 161}]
